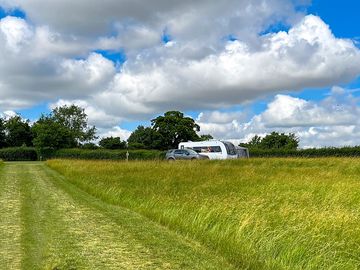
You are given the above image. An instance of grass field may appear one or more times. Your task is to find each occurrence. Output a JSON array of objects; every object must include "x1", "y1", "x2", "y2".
[
  {"x1": 0, "y1": 162, "x2": 232, "y2": 270},
  {"x1": 46, "y1": 158, "x2": 360, "y2": 270}
]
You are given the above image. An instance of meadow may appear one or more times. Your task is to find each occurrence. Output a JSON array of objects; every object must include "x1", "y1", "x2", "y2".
[
  {"x1": 1, "y1": 162, "x2": 230, "y2": 269},
  {"x1": 47, "y1": 158, "x2": 360, "y2": 270}
]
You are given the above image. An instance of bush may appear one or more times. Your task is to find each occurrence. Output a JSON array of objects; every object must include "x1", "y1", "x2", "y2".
[
  {"x1": 51, "y1": 148, "x2": 166, "y2": 160},
  {"x1": 0, "y1": 147, "x2": 38, "y2": 161},
  {"x1": 249, "y1": 147, "x2": 360, "y2": 158}
]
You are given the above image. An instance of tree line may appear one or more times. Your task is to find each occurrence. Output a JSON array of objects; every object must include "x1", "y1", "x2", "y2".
[
  {"x1": 0, "y1": 105, "x2": 96, "y2": 150},
  {"x1": 0, "y1": 105, "x2": 299, "y2": 151},
  {"x1": 0, "y1": 107, "x2": 214, "y2": 150},
  {"x1": 240, "y1": 132, "x2": 299, "y2": 150}
]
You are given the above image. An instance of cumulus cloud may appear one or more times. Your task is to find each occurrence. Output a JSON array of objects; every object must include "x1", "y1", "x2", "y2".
[
  {"x1": 197, "y1": 87, "x2": 360, "y2": 148},
  {"x1": 85, "y1": 15, "x2": 360, "y2": 119},
  {"x1": 0, "y1": 110, "x2": 17, "y2": 119},
  {"x1": 50, "y1": 99, "x2": 122, "y2": 129},
  {"x1": 1, "y1": 0, "x2": 304, "y2": 39},
  {"x1": 0, "y1": 16, "x2": 32, "y2": 52},
  {"x1": 97, "y1": 126, "x2": 132, "y2": 141},
  {"x1": 0, "y1": 17, "x2": 116, "y2": 110},
  {"x1": 0, "y1": 1, "x2": 359, "y2": 146}
]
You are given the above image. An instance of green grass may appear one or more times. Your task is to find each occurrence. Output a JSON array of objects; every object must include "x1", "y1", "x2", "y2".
[
  {"x1": 0, "y1": 162, "x2": 233, "y2": 269},
  {"x1": 47, "y1": 158, "x2": 360, "y2": 269}
]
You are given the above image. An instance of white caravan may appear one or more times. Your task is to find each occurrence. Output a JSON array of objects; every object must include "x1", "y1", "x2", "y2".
[{"x1": 178, "y1": 140, "x2": 238, "y2": 160}]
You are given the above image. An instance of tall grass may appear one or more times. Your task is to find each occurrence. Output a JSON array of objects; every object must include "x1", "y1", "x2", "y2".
[{"x1": 47, "y1": 158, "x2": 360, "y2": 269}]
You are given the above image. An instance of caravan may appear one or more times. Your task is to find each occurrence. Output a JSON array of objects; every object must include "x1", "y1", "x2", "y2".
[{"x1": 178, "y1": 140, "x2": 239, "y2": 160}]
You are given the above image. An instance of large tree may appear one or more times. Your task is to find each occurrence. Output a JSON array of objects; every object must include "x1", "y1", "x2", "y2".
[
  {"x1": 32, "y1": 104, "x2": 97, "y2": 149},
  {"x1": 260, "y1": 132, "x2": 299, "y2": 150},
  {"x1": 0, "y1": 118, "x2": 6, "y2": 148},
  {"x1": 52, "y1": 105, "x2": 96, "y2": 145},
  {"x1": 5, "y1": 116, "x2": 33, "y2": 147},
  {"x1": 32, "y1": 115, "x2": 74, "y2": 149},
  {"x1": 52, "y1": 104, "x2": 97, "y2": 145},
  {"x1": 151, "y1": 111, "x2": 200, "y2": 149},
  {"x1": 127, "y1": 125, "x2": 163, "y2": 149}
]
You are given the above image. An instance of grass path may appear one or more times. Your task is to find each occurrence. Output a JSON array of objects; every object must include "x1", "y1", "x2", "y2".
[
  {"x1": 0, "y1": 163, "x2": 22, "y2": 269},
  {"x1": 0, "y1": 162, "x2": 233, "y2": 270}
]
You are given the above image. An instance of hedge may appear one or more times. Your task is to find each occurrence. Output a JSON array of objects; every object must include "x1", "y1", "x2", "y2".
[
  {"x1": 51, "y1": 148, "x2": 166, "y2": 160},
  {"x1": 0, "y1": 147, "x2": 38, "y2": 161},
  {"x1": 249, "y1": 147, "x2": 360, "y2": 158},
  {"x1": 2, "y1": 146, "x2": 360, "y2": 161}
]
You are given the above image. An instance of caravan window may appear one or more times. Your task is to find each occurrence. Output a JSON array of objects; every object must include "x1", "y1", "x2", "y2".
[
  {"x1": 223, "y1": 142, "x2": 237, "y2": 155},
  {"x1": 193, "y1": 146, "x2": 222, "y2": 153}
]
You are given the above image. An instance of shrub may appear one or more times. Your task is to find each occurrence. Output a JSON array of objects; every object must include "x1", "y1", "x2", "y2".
[
  {"x1": 249, "y1": 147, "x2": 360, "y2": 158},
  {"x1": 0, "y1": 147, "x2": 38, "y2": 161},
  {"x1": 51, "y1": 148, "x2": 166, "y2": 160}
]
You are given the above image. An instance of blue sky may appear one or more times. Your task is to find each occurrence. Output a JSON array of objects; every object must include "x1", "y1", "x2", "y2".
[{"x1": 0, "y1": 0, "x2": 360, "y2": 147}]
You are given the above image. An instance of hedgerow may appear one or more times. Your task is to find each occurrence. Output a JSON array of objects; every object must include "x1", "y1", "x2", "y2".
[
  {"x1": 1, "y1": 146, "x2": 360, "y2": 161},
  {"x1": 51, "y1": 148, "x2": 166, "y2": 160},
  {"x1": 0, "y1": 147, "x2": 38, "y2": 161},
  {"x1": 249, "y1": 147, "x2": 360, "y2": 157}
]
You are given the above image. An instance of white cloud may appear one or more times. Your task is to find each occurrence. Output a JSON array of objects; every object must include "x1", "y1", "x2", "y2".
[
  {"x1": 97, "y1": 126, "x2": 132, "y2": 141},
  {"x1": 84, "y1": 15, "x2": 360, "y2": 120},
  {"x1": 50, "y1": 99, "x2": 122, "y2": 129},
  {"x1": 197, "y1": 111, "x2": 247, "y2": 124},
  {"x1": 0, "y1": 110, "x2": 17, "y2": 119},
  {"x1": 0, "y1": 16, "x2": 32, "y2": 52},
  {"x1": 1, "y1": 0, "x2": 304, "y2": 40},
  {"x1": 0, "y1": 1, "x2": 359, "y2": 147},
  {"x1": 197, "y1": 87, "x2": 360, "y2": 148},
  {"x1": 0, "y1": 17, "x2": 116, "y2": 109}
]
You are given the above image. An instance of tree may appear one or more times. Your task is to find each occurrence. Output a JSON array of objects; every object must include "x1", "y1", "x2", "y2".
[
  {"x1": 80, "y1": 142, "x2": 99, "y2": 149},
  {"x1": 32, "y1": 115, "x2": 74, "y2": 149},
  {"x1": 5, "y1": 116, "x2": 33, "y2": 147},
  {"x1": 99, "y1": 137, "x2": 126, "y2": 149},
  {"x1": 32, "y1": 104, "x2": 97, "y2": 149},
  {"x1": 260, "y1": 132, "x2": 299, "y2": 150},
  {"x1": 127, "y1": 125, "x2": 163, "y2": 149},
  {"x1": 240, "y1": 135, "x2": 262, "y2": 148},
  {"x1": 240, "y1": 132, "x2": 299, "y2": 150},
  {"x1": 199, "y1": 134, "x2": 214, "y2": 141},
  {"x1": 0, "y1": 118, "x2": 6, "y2": 148},
  {"x1": 151, "y1": 111, "x2": 200, "y2": 149},
  {"x1": 52, "y1": 104, "x2": 96, "y2": 146}
]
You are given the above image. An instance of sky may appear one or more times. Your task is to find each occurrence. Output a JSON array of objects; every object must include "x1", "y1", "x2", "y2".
[{"x1": 0, "y1": 0, "x2": 359, "y2": 148}]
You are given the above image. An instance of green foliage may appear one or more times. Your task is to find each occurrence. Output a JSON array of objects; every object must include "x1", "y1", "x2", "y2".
[
  {"x1": 249, "y1": 146, "x2": 360, "y2": 157},
  {"x1": 240, "y1": 135, "x2": 262, "y2": 148},
  {"x1": 199, "y1": 134, "x2": 214, "y2": 141},
  {"x1": 0, "y1": 147, "x2": 37, "y2": 161},
  {"x1": 127, "y1": 142, "x2": 146, "y2": 150},
  {"x1": 80, "y1": 142, "x2": 99, "y2": 149},
  {"x1": 32, "y1": 104, "x2": 96, "y2": 149},
  {"x1": 99, "y1": 137, "x2": 126, "y2": 149},
  {"x1": 0, "y1": 118, "x2": 6, "y2": 148},
  {"x1": 32, "y1": 115, "x2": 75, "y2": 149},
  {"x1": 5, "y1": 116, "x2": 33, "y2": 147},
  {"x1": 52, "y1": 104, "x2": 97, "y2": 145},
  {"x1": 241, "y1": 132, "x2": 299, "y2": 150},
  {"x1": 151, "y1": 111, "x2": 200, "y2": 149},
  {"x1": 52, "y1": 149, "x2": 165, "y2": 160},
  {"x1": 127, "y1": 125, "x2": 163, "y2": 149}
]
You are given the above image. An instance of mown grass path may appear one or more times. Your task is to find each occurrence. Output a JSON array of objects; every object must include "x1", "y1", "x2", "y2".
[{"x1": 0, "y1": 162, "x2": 233, "y2": 270}]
